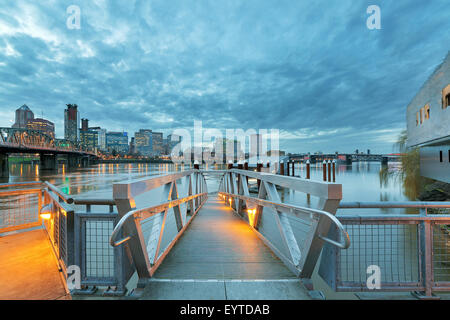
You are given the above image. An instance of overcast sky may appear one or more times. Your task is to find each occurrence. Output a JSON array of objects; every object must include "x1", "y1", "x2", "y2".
[{"x1": 0, "y1": 0, "x2": 449, "y2": 154}]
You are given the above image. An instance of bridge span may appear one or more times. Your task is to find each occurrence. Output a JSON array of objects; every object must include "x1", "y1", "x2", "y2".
[{"x1": 0, "y1": 127, "x2": 98, "y2": 179}]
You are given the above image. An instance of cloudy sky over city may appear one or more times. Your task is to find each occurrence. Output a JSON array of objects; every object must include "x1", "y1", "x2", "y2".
[{"x1": 0, "y1": 0, "x2": 449, "y2": 154}]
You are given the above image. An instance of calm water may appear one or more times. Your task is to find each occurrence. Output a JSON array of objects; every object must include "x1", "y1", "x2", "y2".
[{"x1": 5, "y1": 161, "x2": 411, "y2": 208}]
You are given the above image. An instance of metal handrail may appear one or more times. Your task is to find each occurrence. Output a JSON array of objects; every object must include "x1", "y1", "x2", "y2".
[
  {"x1": 109, "y1": 211, "x2": 135, "y2": 247},
  {"x1": 110, "y1": 192, "x2": 208, "y2": 247},
  {"x1": 0, "y1": 181, "x2": 42, "y2": 189},
  {"x1": 219, "y1": 191, "x2": 351, "y2": 249},
  {"x1": 45, "y1": 181, "x2": 73, "y2": 203},
  {"x1": 339, "y1": 201, "x2": 450, "y2": 209}
]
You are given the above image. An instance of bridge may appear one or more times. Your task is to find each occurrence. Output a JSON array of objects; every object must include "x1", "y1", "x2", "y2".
[
  {"x1": 0, "y1": 170, "x2": 449, "y2": 300},
  {"x1": 0, "y1": 127, "x2": 98, "y2": 178},
  {"x1": 287, "y1": 153, "x2": 400, "y2": 165}
]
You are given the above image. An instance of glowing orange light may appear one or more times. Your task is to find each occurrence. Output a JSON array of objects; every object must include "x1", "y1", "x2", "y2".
[
  {"x1": 40, "y1": 213, "x2": 51, "y2": 220},
  {"x1": 247, "y1": 208, "x2": 257, "y2": 227}
]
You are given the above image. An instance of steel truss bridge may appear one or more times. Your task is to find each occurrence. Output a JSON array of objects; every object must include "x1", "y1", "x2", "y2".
[{"x1": 0, "y1": 127, "x2": 97, "y2": 156}]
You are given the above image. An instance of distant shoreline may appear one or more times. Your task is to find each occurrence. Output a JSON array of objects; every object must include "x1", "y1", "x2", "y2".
[{"x1": 97, "y1": 159, "x2": 173, "y2": 164}]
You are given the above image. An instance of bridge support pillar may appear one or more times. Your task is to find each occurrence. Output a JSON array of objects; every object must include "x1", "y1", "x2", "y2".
[
  {"x1": 0, "y1": 154, "x2": 9, "y2": 179},
  {"x1": 81, "y1": 156, "x2": 90, "y2": 167},
  {"x1": 68, "y1": 154, "x2": 81, "y2": 169},
  {"x1": 40, "y1": 154, "x2": 57, "y2": 171}
]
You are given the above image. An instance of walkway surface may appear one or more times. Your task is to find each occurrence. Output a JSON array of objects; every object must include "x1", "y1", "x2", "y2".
[
  {"x1": 141, "y1": 196, "x2": 310, "y2": 300},
  {"x1": 0, "y1": 228, "x2": 70, "y2": 300}
]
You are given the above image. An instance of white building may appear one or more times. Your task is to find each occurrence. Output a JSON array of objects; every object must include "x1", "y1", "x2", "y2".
[{"x1": 406, "y1": 52, "x2": 450, "y2": 183}]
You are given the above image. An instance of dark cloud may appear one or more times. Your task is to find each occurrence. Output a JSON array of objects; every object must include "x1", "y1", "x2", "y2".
[{"x1": 0, "y1": 0, "x2": 448, "y2": 153}]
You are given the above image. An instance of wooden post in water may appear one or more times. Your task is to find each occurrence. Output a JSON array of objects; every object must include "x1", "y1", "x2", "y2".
[
  {"x1": 292, "y1": 161, "x2": 295, "y2": 177},
  {"x1": 194, "y1": 160, "x2": 200, "y2": 170},
  {"x1": 227, "y1": 160, "x2": 233, "y2": 170},
  {"x1": 322, "y1": 160, "x2": 327, "y2": 181},
  {"x1": 333, "y1": 160, "x2": 336, "y2": 182},
  {"x1": 244, "y1": 161, "x2": 249, "y2": 183},
  {"x1": 280, "y1": 162, "x2": 285, "y2": 176},
  {"x1": 327, "y1": 160, "x2": 331, "y2": 182},
  {"x1": 306, "y1": 160, "x2": 310, "y2": 179},
  {"x1": 256, "y1": 161, "x2": 262, "y2": 190}
]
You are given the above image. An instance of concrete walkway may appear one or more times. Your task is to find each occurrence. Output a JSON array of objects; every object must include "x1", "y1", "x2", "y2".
[
  {"x1": 0, "y1": 228, "x2": 70, "y2": 300},
  {"x1": 141, "y1": 197, "x2": 310, "y2": 300}
]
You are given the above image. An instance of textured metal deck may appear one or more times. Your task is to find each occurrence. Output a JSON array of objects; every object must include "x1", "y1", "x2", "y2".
[{"x1": 142, "y1": 197, "x2": 310, "y2": 299}]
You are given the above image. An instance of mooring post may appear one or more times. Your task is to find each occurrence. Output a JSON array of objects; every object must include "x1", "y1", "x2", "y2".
[
  {"x1": 306, "y1": 160, "x2": 310, "y2": 179},
  {"x1": 292, "y1": 161, "x2": 295, "y2": 177},
  {"x1": 227, "y1": 160, "x2": 233, "y2": 170},
  {"x1": 244, "y1": 161, "x2": 249, "y2": 183},
  {"x1": 280, "y1": 162, "x2": 285, "y2": 175},
  {"x1": 327, "y1": 160, "x2": 331, "y2": 182},
  {"x1": 194, "y1": 160, "x2": 200, "y2": 170},
  {"x1": 322, "y1": 160, "x2": 327, "y2": 181},
  {"x1": 332, "y1": 160, "x2": 336, "y2": 182}
]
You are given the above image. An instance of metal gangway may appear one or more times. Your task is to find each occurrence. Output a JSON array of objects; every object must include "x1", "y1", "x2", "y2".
[{"x1": 0, "y1": 169, "x2": 449, "y2": 299}]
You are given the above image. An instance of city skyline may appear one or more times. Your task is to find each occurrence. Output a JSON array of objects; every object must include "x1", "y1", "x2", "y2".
[{"x1": 1, "y1": 1, "x2": 449, "y2": 154}]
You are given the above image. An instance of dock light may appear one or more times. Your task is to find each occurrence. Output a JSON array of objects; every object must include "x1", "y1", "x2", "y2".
[
  {"x1": 247, "y1": 208, "x2": 257, "y2": 226},
  {"x1": 40, "y1": 203, "x2": 53, "y2": 220}
]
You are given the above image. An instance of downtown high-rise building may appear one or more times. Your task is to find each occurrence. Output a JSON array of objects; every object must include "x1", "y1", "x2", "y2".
[
  {"x1": 26, "y1": 118, "x2": 55, "y2": 138},
  {"x1": 134, "y1": 129, "x2": 153, "y2": 156},
  {"x1": 152, "y1": 132, "x2": 164, "y2": 156},
  {"x1": 12, "y1": 104, "x2": 34, "y2": 129},
  {"x1": 64, "y1": 104, "x2": 80, "y2": 142}
]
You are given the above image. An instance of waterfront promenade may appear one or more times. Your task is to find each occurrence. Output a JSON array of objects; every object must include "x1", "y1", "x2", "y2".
[{"x1": 0, "y1": 228, "x2": 70, "y2": 300}]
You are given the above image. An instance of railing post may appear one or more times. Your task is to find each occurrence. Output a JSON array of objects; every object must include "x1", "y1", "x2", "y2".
[{"x1": 415, "y1": 208, "x2": 436, "y2": 299}]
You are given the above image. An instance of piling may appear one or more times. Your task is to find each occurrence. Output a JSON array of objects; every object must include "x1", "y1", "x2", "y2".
[
  {"x1": 306, "y1": 160, "x2": 310, "y2": 179},
  {"x1": 327, "y1": 160, "x2": 331, "y2": 182},
  {"x1": 332, "y1": 160, "x2": 336, "y2": 182},
  {"x1": 292, "y1": 161, "x2": 295, "y2": 177},
  {"x1": 194, "y1": 160, "x2": 200, "y2": 170},
  {"x1": 280, "y1": 162, "x2": 285, "y2": 176},
  {"x1": 256, "y1": 161, "x2": 262, "y2": 190},
  {"x1": 322, "y1": 160, "x2": 327, "y2": 181}
]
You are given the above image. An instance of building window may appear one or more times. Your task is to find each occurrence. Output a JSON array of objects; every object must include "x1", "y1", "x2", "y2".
[
  {"x1": 424, "y1": 104, "x2": 430, "y2": 120},
  {"x1": 443, "y1": 84, "x2": 450, "y2": 109},
  {"x1": 440, "y1": 150, "x2": 443, "y2": 162}
]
